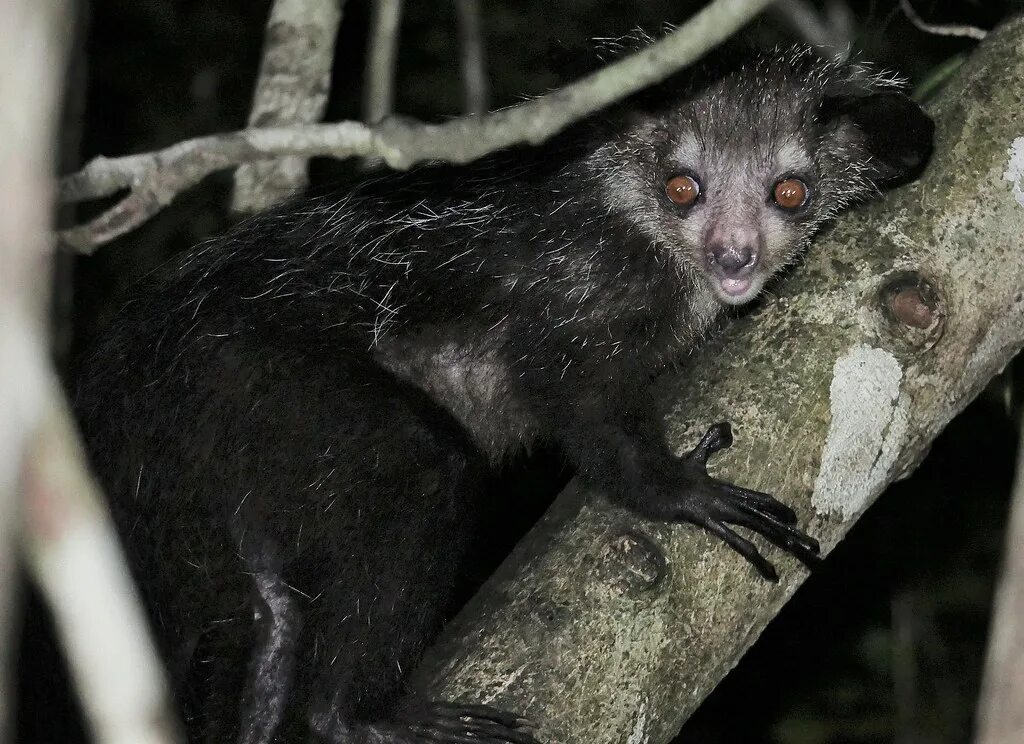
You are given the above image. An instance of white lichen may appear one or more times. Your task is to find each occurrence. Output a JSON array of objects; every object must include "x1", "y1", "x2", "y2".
[
  {"x1": 1004, "y1": 137, "x2": 1024, "y2": 207},
  {"x1": 812, "y1": 344, "x2": 909, "y2": 520},
  {"x1": 626, "y1": 699, "x2": 649, "y2": 744}
]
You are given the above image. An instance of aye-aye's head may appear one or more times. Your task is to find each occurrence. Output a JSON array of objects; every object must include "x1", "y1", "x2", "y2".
[{"x1": 592, "y1": 46, "x2": 934, "y2": 306}]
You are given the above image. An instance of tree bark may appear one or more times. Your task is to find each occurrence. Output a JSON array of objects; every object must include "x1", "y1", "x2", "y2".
[
  {"x1": 231, "y1": 0, "x2": 345, "y2": 214},
  {"x1": 411, "y1": 17, "x2": 1024, "y2": 744}
]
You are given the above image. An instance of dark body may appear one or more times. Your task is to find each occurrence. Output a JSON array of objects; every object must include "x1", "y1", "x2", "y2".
[
  {"x1": 77, "y1": 341, "x2": 489, "y2": 742},
  {"x1": 73, "y1": 48, "x2": 932, "y2": 744}
]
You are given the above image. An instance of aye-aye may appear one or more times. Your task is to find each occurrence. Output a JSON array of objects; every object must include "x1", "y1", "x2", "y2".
[{"x1": 72, "y1": 45, "x2": 933, "y2": 744}]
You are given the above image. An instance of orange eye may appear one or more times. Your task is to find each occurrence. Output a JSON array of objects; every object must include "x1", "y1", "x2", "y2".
[
  {"x1": 773, "y1": 178, "x2": 808, "y2": 210},
  {"x1": 665, "y1": 174, "x2": 700, "y2": 206}
]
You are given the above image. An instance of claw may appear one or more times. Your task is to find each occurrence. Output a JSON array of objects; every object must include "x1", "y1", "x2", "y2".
[{"x1": 687, "y1": 424, "x2": 821, "y2": 575}]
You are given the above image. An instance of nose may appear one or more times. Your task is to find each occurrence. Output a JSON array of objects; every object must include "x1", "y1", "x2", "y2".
[
  {"x1": 705, "y1": 225, "x2": 760, "y2": 278},
  {"x1": 709, "y1": 244, "x2": 756, "y2": 277}
]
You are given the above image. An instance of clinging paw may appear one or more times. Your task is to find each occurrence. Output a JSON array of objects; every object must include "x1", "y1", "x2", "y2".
[
  {"x1": 638, "y1": 422, "x2": 821, "y2": 581},
  {"x1": 403, "y1": 701, "x2": 541, "y2": 744}
]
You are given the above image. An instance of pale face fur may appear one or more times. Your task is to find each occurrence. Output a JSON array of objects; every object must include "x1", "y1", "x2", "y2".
[{"x1": 592, "y1": 51, "x2": 883, "y2": 308}]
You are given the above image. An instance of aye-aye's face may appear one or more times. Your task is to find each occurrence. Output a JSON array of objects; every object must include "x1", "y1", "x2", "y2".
[
  {"x1": 594, "y1": 52, "x2": 918, "y2": 308},
  {"x1": 599, "y1": 75, "x2": 839, "y2": 307},
  {"x1": 647, "y1": 119, "x2": 825, "y2": 307}
]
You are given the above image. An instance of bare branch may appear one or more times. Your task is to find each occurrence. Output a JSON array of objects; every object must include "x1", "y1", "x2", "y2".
[
  {"x1": 975, "y1": 415, "x2": 1024, "y2": 742},
  {"x1": 58, "y1": 0, "x2": 778, "y2": 252},
  {"x1": 0, "y1": 325, "x2": 48, "y2": 744},
  {"x1": 899, "y1": 0, "x2": 987, "y2": 40},
  {"x1": 454, "y1": 0, "x2": 488, "y2": 115},
  {"x1": 61, "y1": 123, "x2": 376, "y2": 252},
  {"x1": 232, "y1": 0, "x2": 346, "y2": 214},
  {"x1": 0, "y1": 0, "x2": 72, "y2": 737},
  {"x1": 363, "y1": 0, "x2": 404, "y2": 124},
  {"x1": 0, "y1": 2, "x2": 180, "y2": 744},
  {"x1": 22, "y1": 386, "x2": 182, "y2": 744}
]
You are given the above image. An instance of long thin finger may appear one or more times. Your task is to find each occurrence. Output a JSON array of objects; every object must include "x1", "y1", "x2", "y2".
[
  {"x1": 703, "y1": 519, "x2": 778, "y2": 581},
  {"x1": 730, "y1": 505, "x2": 822, "y2": 568},
  {"x1": 430, "y1": 703, "x2": 534, "y2": 729},
  {"x1": 719, "y1": 483, "x2": 798, "y2": 524}
]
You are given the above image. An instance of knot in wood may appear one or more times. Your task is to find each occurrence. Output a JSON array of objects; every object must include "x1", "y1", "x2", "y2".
[
  {"x1": 877, "y1": 271, "x2": 945, "y2": 351},
  {"x1": 890, "y1": 287, "x2": 934, "y2": 328},
  {"x1": 596, "y1": 530, "x2": 666, "y2": 598}
]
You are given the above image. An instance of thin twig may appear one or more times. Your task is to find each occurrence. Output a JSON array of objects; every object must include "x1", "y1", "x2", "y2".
[
  {"x1": 58, "y1": 0, "x2": 777, "y2": 253},
  {"x1": 454, "y1": 0, "x2": 488, "y2": 115},
  {"x1": 363, "y1": 0, "x2": 404, "y2": 124},
  {"x1": 899, "y1": 0, "x2": 987, "y2": 40},
  {"x1": 232, "y1": 0, "x2": 346, "y2": 214},
  {"x1": 61, "y1": 122, "x2": 377, "y2": 252}
]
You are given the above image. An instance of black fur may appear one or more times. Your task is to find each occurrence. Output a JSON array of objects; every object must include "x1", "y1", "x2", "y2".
[{"x1": 72, "y1": 46, "x2": 933, "y2": 743}]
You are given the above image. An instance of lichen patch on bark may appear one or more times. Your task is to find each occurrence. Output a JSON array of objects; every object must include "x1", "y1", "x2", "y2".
[{"x1": 812, "y1": 344, "x2": 909, "y2": 520}]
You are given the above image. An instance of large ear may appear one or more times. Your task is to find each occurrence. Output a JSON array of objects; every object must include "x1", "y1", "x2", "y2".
[{"x1": 820, "y1": 92, "x2": 935, "y2": 185}]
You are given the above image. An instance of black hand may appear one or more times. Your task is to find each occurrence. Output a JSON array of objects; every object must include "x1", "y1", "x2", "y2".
[
  {"x1": 403, "y1": 702, "x2": 541, "y2": 744},
  {"x1": 637, "y1": 422, "x2": 821, "y2": 581}
]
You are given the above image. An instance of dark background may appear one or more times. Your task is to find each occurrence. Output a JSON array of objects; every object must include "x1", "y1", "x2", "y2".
[{"x1": 21, "y1": 1, "x2": 1024, "y2": 743}]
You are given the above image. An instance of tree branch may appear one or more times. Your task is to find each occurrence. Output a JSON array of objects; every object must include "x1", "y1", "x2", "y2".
[
  {"x1": 899, "y1": 0, "x2": 988, "y2": 41},
  {"x1": 0, "y1": 0, "x2": 71, "y2": 738},
  {"x1": 58, "y1": 0, "x2": 777, "y2": 253},
  {"x1": 410, "y1": 17, "x2": 1024, "y2": 744},
  {"x1": 22, "y1": 386, "x2": 182, "y2": 744},
  {"x1": 363, "y1": 0, "x2": 403, "y2": 124},
  {"x1": 975, "y1": 417, "x2": 1024, "y2": 742},
  {"x1": 0, "y1": 1, "x2": 180, "y2": 743},
  {"x1": 231, "y1": 0, "x2": 346, "y2": 214},
  {"x1": 454, "y1": 0, "x2": 488, "y2": 115}
]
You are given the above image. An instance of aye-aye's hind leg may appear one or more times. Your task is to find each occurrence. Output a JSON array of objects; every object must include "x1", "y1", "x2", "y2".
[{"x1": 235, "y1": 553, "x2": 302, "y2": 744}]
